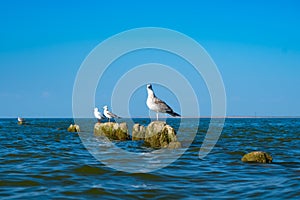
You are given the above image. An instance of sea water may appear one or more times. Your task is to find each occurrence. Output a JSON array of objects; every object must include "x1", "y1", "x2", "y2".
[{"x1": 0, "y1": 118, "x2": 299, "y2": 199}]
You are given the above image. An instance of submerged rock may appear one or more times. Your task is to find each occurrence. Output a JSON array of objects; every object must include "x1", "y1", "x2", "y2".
[
  {"x1": 241, "y1": 151, "x2": 273, "y2": 163},
  {"x1": 135, "y1": 121, "x2": 181, "y2": 149},
  {"x1": 94, "y1": 122, "x2": 130, "y2": 141},
  {"x1": 67, "y1": 124, "x2": 80, "y2": 132}
]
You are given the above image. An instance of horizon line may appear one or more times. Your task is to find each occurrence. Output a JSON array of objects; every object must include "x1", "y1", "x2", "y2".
[{"x1": 1, "y1": 116, "x2": 300, "y2": 119}]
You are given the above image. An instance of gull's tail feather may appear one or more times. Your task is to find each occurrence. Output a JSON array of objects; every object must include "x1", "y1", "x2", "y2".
[
  {"x1": 109, "y1": 112, "x2": 120, "y2": 119},
  {"x1": 166, "y1": 111, "x2": 181, "y2": 117}
]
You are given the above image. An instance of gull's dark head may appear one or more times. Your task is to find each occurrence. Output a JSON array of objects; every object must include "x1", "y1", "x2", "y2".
[{"x1": 147, "y1": 84, "x2": 152, "y2": 90}]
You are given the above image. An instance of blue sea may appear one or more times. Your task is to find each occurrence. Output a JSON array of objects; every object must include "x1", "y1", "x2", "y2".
[{"x1": 0, "y1": 118, "x2": 299, "y2": 199}]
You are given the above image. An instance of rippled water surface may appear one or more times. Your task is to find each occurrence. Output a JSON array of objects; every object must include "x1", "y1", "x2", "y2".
[{"x1": 0, "y1": 118, "x2": 299, "y2": 199}]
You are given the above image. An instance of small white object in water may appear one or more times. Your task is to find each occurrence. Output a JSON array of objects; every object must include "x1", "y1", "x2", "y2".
[
  {"x1": 17, "y1": 117, "x2": 25, "y2": 124},
  {"x1": 17, "y1": 117, "x2": 24, "y2": 122}
]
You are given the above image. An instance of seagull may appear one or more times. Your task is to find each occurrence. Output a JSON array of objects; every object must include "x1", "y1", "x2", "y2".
[
  {"x1": 146, "y1": 84, "x2": 180, "y2": 120},
  {"x1": 94, "y1": 107, "x2": 105, "y2": 123},
  {"x1": 17, "y1": 117, "x2": 24, "y2": 122},
  {"x1": 103, "y1": 105, "x2": 120, "y2": 122},
  {"x1": 17, "y1": 117, "x2": 25, "y2": 125}
]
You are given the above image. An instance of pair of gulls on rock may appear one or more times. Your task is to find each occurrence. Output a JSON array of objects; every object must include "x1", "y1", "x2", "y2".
[
  {"x1": 94, "y1": 84, "x2": 180, "y2": 122},
  {"x1": 94, "y1": 106, "x2": 119, "y2": 122}
]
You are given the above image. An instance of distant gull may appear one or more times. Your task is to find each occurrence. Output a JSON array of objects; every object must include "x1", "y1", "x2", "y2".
[
  {"x1": 94, "y1": 107, "x2": 105, "y2": 123},
  {"x1": 103, "y1": 105, "x2": 120, "y2": 122},
  {"x1": 146, "y1": 84, "x2": 180, "y2": 120},
  {"x1": 17, "y1": 117, "x2": 25, "y2": 125},
  {"x1": 17, "y1": 117, "x2": 24, "y2": 122}
]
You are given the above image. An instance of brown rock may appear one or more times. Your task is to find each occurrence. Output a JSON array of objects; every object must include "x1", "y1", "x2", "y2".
[
  {"x1": 143, "y1": 121, "x2": 181, "y2": 149},
  {"x1": 241, "y1": 151, "x2": 273, "y2": 163},
  {"x1": 67, "y1": 124, "x2": 80, "y2": 132},
  {"x1": 94, "y1": 122, "x2": 130, "y2": 141},
  {"x1": 132, "y1": 123, "x2": 146, "y2": 141},
  {"x1": 168, "y1": 141, "x2": 182, "y2": 149}
]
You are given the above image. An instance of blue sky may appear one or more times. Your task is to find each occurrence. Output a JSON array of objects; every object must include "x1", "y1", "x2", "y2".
[{"x1": 0, "y1": 0, "x2": 300, "y2": 117}]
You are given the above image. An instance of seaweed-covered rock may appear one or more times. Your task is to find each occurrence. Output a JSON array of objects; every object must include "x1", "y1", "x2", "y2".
[
  {"x1": 241, "y1": 151, "x2": 273, "y2": 163},
  {"x1": 143, "y1": 121, "x2": 181, "y2": 149},
  {"x1": 167, "y1": 141, "x2": 182, "y2": 149},
  {"x1": 132, "y1": 123, "x2": 146, "y2": 141},
  {"x1": 94, "y1": 122, "x2": 130, "y2": 141},
  {"x1": 67, "y1": 124, "x2": 80, "y2": 132}
]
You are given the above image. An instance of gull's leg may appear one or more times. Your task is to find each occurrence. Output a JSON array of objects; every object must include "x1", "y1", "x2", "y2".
[{"x1": 156, "y1": 112, "x2": 158, "y2": 121}]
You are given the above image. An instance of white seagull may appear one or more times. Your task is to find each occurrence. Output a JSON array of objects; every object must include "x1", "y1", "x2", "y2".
[
  {"x1": 103, "y1": 105, "x2": 120, "y2": 122},
  {"x1": 17, "y1": 117, "x2": 24, "y2": 122},
  {"x1": 146, "y1": 84, "x2": 180, "y2": 120},
  {"x1": 94, "y1": 107, "x2": 105, "y2": 123}
]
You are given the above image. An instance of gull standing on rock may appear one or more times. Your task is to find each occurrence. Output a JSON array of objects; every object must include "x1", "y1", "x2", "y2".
[
  {"x1": 94, "y1": 107, "x2": 105, "y2": 123},
  {"x1": 103, "y1": 105, "x2": 120, "y2": 122},
  {"x1": 17, "y1": 117, "x2": 25, "y2": 125},
  {"x1": 146, "y1": 84, "x2": 181, "y2": 120},
  {"x1": 17, "y1": 117, "x2": 24, "y2": 123}
]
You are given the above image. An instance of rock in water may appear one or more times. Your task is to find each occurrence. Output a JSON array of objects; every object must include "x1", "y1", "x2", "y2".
[
  {"x1": 94, "y1": 121, "x2": 181, "y2": 148},
  {"x1": 67, "y1": 124, "x2": 80, "y2": 132},
  {"x1": 143, "y1": 121, "x2": 181, "y2": 149},
  {"x1": 132, "y1": 123, "x2": 146, "y2": 141},
  {"x1": 94, "y1": 122, "x2": 130, "y2": 141},
  {"x1": 167, "y1": 141, "x2": 182, "y2": 149},
  {"x1": 241, "y1": 151, "x2": 273, "y2": 163}
]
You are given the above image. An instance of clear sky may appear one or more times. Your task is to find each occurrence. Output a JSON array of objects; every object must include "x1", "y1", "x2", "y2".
[{"x1": 0, "y1": 0, "x2": 300, "y2": 117}]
